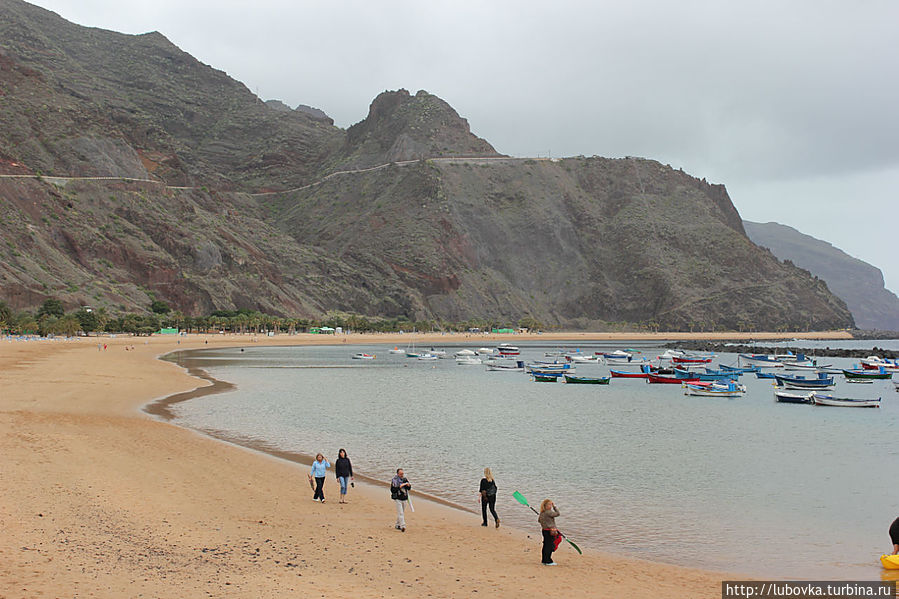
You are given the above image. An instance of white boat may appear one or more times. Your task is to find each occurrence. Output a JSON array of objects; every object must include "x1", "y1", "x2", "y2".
[
  {"x1": 497, "y1": 344, "x2": 520, "y2": 356},
  {"x1": 657, "y1": 349, "x2": 685, "y2": 361},
  {"x1": 455, "y1": 356, "x2": 482, "y2": 365},
  {"x1": 388, "y1": 347, "x2": 404, "y2": 355},
  {"x1": 417, "y1": 353, "x2": 438, "y2": 361},
  {"x1": 454, "y1": 349, "x2": 476, "y2": 357},
  {"x1": 569, "y1": 355, "x2": 600, "y2": 363},
  {"x1": 427, "y1": 348, "x2": 447, "y2": 358},
  {"x1": 604, "y1": 357, "x2": 650, "y2": 367},
  {"x1": 485, "y1": 359, "x2": 525, "y2": 372},
  {"x1": 811, "y1": 392, "x2": 880, "y2": 408},
  {"x1": 477, "y1": 347, "x2": 496, "y2": 356},
  {"x1": 352, "y1": 353, "x2": 375, "y2": 360}
]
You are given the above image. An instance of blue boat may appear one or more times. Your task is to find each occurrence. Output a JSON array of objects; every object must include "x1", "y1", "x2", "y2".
[
  {"x1": 705, "y1": 368, "x2": 743, "y2": 377},
  {"x1": 719, "y1": 363, "x2": 759, "y2": 373},
  {"x1": 675, "y1": 368, "x2": 732, "y2": 381},
  {"x1": 755, "y1": 371, "x2": 777, "y2": 379},
  {"x1": 774, "y1": 372, "x2": 834, "y2": 388}
]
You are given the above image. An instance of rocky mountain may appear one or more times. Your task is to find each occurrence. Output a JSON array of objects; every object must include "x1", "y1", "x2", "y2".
[
  {"x1": 744, "y1": 221, "x2": 899, "y2": 330},
  {"x1": 0, "y1": 0, "x2": 854, "y2": 330}
]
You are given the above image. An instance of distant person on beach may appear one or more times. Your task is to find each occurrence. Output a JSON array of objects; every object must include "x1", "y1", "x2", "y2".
[
  {"x1": 390, "y1": 468, "x2": 412, "y2": 532},
  {"x1": 335, "y1": 448, "x2": 354, "y2": 504},
  {"x1": 890, "y1": 516, "x2": 899, "y2": 554},
  {"x1": 538, "y1": 499, "x2": 561, "y2": 565},
  {"x1": 479, "y1": 467, "x2": 499, "y2": 528},
  {"x1": 309, "y1": 453, "x2": 330, "y2": 503}
]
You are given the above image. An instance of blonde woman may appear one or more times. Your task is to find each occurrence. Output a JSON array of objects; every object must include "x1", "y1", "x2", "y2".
[
  {"x1": 478, "y1": 467, "x2": 500, "y2": 528},
  {"x1": 538, "y1": 499, "x2": 561, "y2": 565}
]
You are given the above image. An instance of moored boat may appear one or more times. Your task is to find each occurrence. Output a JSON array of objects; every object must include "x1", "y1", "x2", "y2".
[
  {"x1": 352, "y1": 353, "x2": 375, "y2": 360},
  {"x1": 683, "y1": 381, "x2": 744, "y2": 398},
  {"x1": 485, "y1": 360, "x2": 525, "y2": 372},
  {"x1": 774, "y1": 372, "x2": 834, "y2": 389},
  {"x1": 842, "y1": 368, "x2": 892, "y2": 380},
  {"x1": 533, "y1": 374, "x2": 558, "y2": 382},
  {"x1": 563, "y1": 374, "x2": 610, "y2": 384},
  {"x1": 388, "y1": 347, "x2": 404, "y2": 354},
  {"x1": 609, "y1": 369, "x2": 648, "y2": 379},
  {"x1": 455, "y1": 356, "x2": 482, "y2": 365},
  {"x1": 811, "y1": 392, "x2": 880, "y2": 408},
  {"x1": 647, "y1": 372, "x2": 698, "y2": 384},
  {"x1": 774, "y1": 389, "x2": 813, "y2": 404}
]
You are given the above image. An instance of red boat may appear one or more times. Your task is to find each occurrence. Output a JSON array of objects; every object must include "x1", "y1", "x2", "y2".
[
  {"x1": 646, "y1": 372, "x2": 699, "y2": 384},
  {"x1": 671, "y1": 356, "x2": 712, "y2": 364},
  {"x1": 609, "y1": 369, "x2": 648, "y2": 378}
]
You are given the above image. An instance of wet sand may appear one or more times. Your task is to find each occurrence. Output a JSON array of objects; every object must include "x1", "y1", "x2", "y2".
[{"x1": 0, "y1": 331, "x2": 849, "y2": 597}]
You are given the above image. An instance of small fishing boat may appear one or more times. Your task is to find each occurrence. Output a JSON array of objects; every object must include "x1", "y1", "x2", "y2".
[
  {"x1": 705, "y1": 368, "x2": 743, "y2": 377},
  {"x1": 604, "y1": 356, "x2": 651, "y2": 366},
  {"x1": 454, "y1": 349, "x2": 477, "y2": 357},
  {"x1": 569, "y1": 355, "x2": 601, "y2": 363},
  {"x1": 609, "y1": 369, "x2": 648, "y2": 379},
  {"x1": 388, "y1": 347, "x2": 404, "y2": 354},
  {"x1": 533, "y1": 374, "x2": 558, "y2": 382},
  {"x1": 755, "y1": 371, "x2": 777, "y2": 379},
  {"x1": 526, "y1": 362, "x2": 571, "y2": 373},
  {"x1": 718, "y1": 363, "x2": 759, "y2": 374},
  {"x1": 683, "y1": 381, "x2": 744, "y2": 398},
  {"x1": 352, "y1": 353, "x2": 375, "y2": 360},
  {"x1": 675, "y1": 368, "x2": 732, "y2": 381},
  {"x1": 647, "y1": 372, "x2": 698, "y2": 384},
  {"x1": 477, "y1": 347, "x2": 496, "y2": 356},
  {"x1": 485, "y1": 360, "x2": 525, "y2": 372},
  {"x1": 530, "y1": 369, "x2": 566, "y2": 377},
  {"x1": 427, "y1": 348, "x2": 447, "y2": 358},
  {"x1": 811, "y1": 392, "x2": 880, "y2": 408},
  {"x1": 417, "y1": 353, "x2": 438, "y2": 361},
  {"x1": 845, "y1": 378, "x2": 874, "y2": 384},
  {"x1": 774, "y1": 372, "x2": 834, "y2": 388},
  {"x1": 739, "y1": 354, "x2": 786, "y2": 368},
  {"x1": 842, "y1": 368, "x2": 892, "y2": 380},
  {"x1": 455, "y1": 356, "x2": 482, "y2": 365},
  {"x1": 563, "y1": 374, "x2": 611, "y2": 384},
  {"x1": 672, "y1": 355, "x2": 713, "y2": 365},
  {"x1": 774, "y1": 389, "x2": 813, "y2": 404},
  {"x1": 497, "y1": 344, "x2": 520, "y2": 356}
]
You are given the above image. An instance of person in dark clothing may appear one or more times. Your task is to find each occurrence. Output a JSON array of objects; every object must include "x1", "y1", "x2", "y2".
[
  {"x1": 890, "y1": 516, "x2": 899, "y2": 555},
  {"x1": 538, "y1": 499, "x2": 561, "y2": 565},
  {"x1": 335, "y1": 448, "x2": 354, "y2": 504},
  {"x1": 479, "y1": 467, "x2": 499, "y2": 528},
  {"x1": 390, "y1": 468, "x2": 412, "y2": 531}
]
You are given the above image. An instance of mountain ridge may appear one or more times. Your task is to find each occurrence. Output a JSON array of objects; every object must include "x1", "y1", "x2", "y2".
[{"x1": 0, "y1": 0, "x2": 854, "y2": 330}]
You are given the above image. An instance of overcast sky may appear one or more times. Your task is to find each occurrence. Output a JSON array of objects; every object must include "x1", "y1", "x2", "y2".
[{"x1": 31, "y1": 0, "x2": 899, "y2": 293}]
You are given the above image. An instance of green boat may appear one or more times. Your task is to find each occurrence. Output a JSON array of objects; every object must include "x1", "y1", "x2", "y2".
[
  {"x1": 842, "y1": 369, "x2": 892, "y2": 380},
  {"x1": 533, "y1": 374, "x2": 558, "y2": 382},
  {"x1": 563, "y1": 374, "x2": 611, "y2": 385}
]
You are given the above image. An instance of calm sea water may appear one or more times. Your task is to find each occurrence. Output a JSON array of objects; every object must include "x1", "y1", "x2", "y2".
[{"x1": 164, "y1": 341, "x2": 899, "y2": 579}]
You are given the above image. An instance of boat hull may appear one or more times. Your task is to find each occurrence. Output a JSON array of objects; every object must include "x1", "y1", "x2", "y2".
[{"x1": 563, "y1": 375, "x2": 610, "y2": 384}]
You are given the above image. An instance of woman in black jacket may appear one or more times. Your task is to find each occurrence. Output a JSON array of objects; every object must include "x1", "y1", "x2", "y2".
[
  {"x1": 479, "y1": 467, "x2": 499, "y2": 528},
  {"x1": 335, "y1": 448, "x2": 354, "y2": 504}
]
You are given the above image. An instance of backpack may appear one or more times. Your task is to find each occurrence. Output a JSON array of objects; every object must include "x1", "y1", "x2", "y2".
[{"x1": 485, "y1": 480, "x2": 497, "y2": 497}]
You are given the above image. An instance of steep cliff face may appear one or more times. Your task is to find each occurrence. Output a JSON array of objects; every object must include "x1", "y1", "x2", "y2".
[
  {"x1": 270, "y1": 157, "x2": 851, "y2": 329},
  {"x1": 745, "y1": 221, "x2": 899, "y2": 330},
  {"x1": 0, "y1": 0, "x2": 855, "y2": 330}
]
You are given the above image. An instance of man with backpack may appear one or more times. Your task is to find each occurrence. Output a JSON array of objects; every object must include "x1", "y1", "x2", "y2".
[{"x1": 390, "y1": 468, "x2": 412, "y2": 532}]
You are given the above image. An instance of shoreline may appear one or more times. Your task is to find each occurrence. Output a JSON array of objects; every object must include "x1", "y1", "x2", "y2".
[{"x1": 3, "y1": 330, "x2": 851, "y2": 597}]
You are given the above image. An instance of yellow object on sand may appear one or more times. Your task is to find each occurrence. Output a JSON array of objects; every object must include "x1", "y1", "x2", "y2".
[{"x1": 880, "y1": 554, "x2": 899, "y2": 569}]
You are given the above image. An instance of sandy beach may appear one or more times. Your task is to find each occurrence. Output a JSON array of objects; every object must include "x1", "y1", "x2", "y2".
[{"x1": 0, "y1": 330, "x2": 851, "y2": 598}]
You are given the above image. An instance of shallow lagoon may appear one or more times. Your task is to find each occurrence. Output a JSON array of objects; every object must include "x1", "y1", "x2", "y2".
[{"x1": 167, "y1": 341, "x2": 898, "y2": 578}]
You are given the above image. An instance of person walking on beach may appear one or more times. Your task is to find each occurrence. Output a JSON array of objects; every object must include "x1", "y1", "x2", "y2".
[
  {"x1": 479, "y1": 467, "x2": 500, "y2": 528},
  {"x1": 538, "y1": 499, "x2": 561, "y2": 565},
  {"x1": 390, "y1": 468, "x2": 412, "y2": 532},
  {"x1": 335, "y1": 448, "x2": 354, "y2": 504},
  {"x1": 309, "y1": 453, "x2": 330, "y2": 503},
  {"x1": 890, "y1": 515, "x2": 899, "y2": 555}
]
